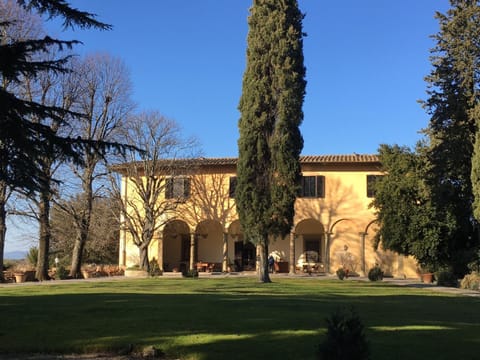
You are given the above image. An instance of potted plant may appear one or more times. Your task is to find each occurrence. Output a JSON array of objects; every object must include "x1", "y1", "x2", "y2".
[
  {"x1": 12, "y1": 260, "x2": 35, "y2": 283},
  {"x1": 336, "y1": 267, "x2": 347, "y2": 280},
  {"x1": 418, "y1": 263, "x2": 436, "y2": 283},
  {"x1": 14, "y1": 272, "x2": 26, "y2": 283}
]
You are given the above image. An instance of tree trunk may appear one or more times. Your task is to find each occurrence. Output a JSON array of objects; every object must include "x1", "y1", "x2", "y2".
[
  {"x1": 258, "y1": 236, "x2": 271, "y2": 283},
  {"x1": 70, "y1": 228, "x2": 88, "y2": 278},
  {"x1": 139, "y1": 244, "x2": 149, "y2": 272},
  {"x1": 70, "y1": 172, "x2": 94, "y2": 278},
  {"x1": 0, "y1": 188, "x2": 6, "y2": 283},
  {"x1": 36, "y1": 189, "x2": 51, "y2": 281}
]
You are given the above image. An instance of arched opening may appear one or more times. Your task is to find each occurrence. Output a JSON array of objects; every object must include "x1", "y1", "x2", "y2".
[
  {"x1": 195, "y1": 220, "x2": 223, "y2": 272},
  {"x1": 227, "y1": 220, "x2": 255, "y2": 271},
  {"x1": 294, "y1": 219, "x2": 325, "y2": 272},
  {"x1": 163, "y1": 220, "x2": 191, "y2": 272},
  {"x1": 328, "y1": 218, "x2": 360, "y2": 274}
]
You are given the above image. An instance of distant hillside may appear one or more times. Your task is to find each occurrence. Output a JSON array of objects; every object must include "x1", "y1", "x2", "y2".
[{"x1": 4, "y1": 251, "x2": 26, "y2": 260}]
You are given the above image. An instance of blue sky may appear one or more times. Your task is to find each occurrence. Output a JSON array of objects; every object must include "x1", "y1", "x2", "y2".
[
  {"x1": 48, "y1": 0, "x2": 450, "y2": 157},
  {"x1": 6, "y1": 1, "x2": 451, "y2": 253}
]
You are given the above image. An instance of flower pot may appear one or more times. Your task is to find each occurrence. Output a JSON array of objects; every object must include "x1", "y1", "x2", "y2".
[
  {"x1": 421, "y1": 272, "x2": 434, "y2": 283},
  {"x1": 14, "y1": 273, "x2": 25, "y2": 283},
  {"x1": 82, "y1": 270, "x2": 93, "y2": 279}
]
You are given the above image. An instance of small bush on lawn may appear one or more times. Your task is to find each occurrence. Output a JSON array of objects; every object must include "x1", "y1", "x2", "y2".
[
  {"x1": 183, "y1": 269, "x2": 199, "y2": 278},
  {"x1": 149, "y1": 258, "x2": 162, "y2": 276},
  {"x1": 317, "y1": 306, "x2": 370, "y2": 360},
  {"x1": 460, "y1": 273, "x2": 480, "y2": 291},
  {"x1": 367, "y1": 265, "x2": 384, "y2": 281},
  {"x1": 336, "y1": 268, "x2": 347, "y2": 280},
  {"x1": 436, "y1": 270, "x2": 458, "y2": 287}
]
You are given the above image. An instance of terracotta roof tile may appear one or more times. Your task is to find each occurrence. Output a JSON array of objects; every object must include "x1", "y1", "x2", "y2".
[
  {"x1": 300, "y1": 154, "x2": 379, "y2": 163},
  {"x1": 191, "y1": 154, "x2": 379, "y2": 165},
  {"x1": 111, "y1": 154, "x2": 380, "y2": 173}
]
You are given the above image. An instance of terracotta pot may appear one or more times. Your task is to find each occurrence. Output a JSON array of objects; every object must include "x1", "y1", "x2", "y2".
[
  {"x1": 421, "y1": 272, "x2": 434, "y2": 283},
  {"x1": 14, "y1": 273, "x2": 25, "y2": 283}
]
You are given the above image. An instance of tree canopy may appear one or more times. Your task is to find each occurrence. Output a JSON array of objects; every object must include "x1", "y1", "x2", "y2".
[
  {"x1": 0, "y1": 0, "x2": 111, "y2": 194},
  {"x1": 373, "y1": 1, "x2": 480, "y2": 275},
  {"x1": 422, "y1": 0, "x2": 480, "y2": 274},
  {"x1": 237, "y1": 0, "x2": 306, "y2": 282},
  {"x1": 372, "y1": 144, "x2": 454, "y2": 271}
]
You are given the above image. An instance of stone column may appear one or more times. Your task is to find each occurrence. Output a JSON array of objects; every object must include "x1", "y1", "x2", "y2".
[
  {"x1": 289, "y1": 232, "x2": 296, "y2": 274},
  {"x1": 189, "y1": 233, "x2": 196, "y2": 271},
  {"x1": 222, "y1": 232, "x2": 228, "y2": 272},
  {"x1": 325, "y1": 232, "x2": 332, "y2": 274},
  {"x1": 359, "y1": 232, "x2": 367, "y2": 276},
  {"x1": 119, "y1": 230, "x2": 126, "y2": 267},
  {"x1": 157, "y1": 233, "x2": 164, "y2": 272}
]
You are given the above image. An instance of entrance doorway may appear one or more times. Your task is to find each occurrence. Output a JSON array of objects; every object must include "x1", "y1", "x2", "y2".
[
  {"x1": 304, "y1": 235, "x2": 322, "y2": 262},
  {"x1": 234, "y1": 241, "x2": 256, "y2": 271}
]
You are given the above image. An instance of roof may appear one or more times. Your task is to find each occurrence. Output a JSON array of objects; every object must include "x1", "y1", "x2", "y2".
[
  {"x1": 171, "y1": 154, "x2": 380, "y2": 165},
  {"x1": 300, "y1": 154, "x2": 379, "y2": 163},
  {"x1": 111, "y1": 154, "x2": 380, "y2": 174}
]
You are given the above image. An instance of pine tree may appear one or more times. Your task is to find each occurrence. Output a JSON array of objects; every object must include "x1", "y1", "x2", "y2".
[
  {"x1": 0, "y1": 0, "x2": 111, "y2": 194},
  {"x1": 237, "y1": 0, "x2": 306, "y2": 282},
  {"x1": 423, "y1": 0, "x2": 480, "y2": 274}
]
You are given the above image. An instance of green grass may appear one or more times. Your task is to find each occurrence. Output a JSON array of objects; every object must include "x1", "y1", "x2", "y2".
[{"x1": 0, "y1": 277, "x2": 479, "y2": 360}]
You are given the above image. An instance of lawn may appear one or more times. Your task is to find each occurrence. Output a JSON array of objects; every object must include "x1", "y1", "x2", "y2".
[{"x1": 0, "y1": 277, "x2": 479, "y2": 360}]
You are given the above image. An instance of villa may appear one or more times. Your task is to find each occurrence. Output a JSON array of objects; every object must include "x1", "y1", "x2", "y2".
[{"x1": 115, "y1": 154, "x2": 417, "y2": 278}]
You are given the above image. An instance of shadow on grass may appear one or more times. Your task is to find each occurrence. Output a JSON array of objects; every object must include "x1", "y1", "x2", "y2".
[{"x1": 0, "y1": 279, "x2": 479, "y2": 360}]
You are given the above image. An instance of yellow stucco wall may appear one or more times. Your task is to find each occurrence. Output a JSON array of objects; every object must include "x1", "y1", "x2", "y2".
[{"x1": 119, "y1": 160, "x2": 418, "y2": 278}]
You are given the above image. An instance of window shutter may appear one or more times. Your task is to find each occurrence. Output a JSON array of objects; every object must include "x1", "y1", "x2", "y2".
[
  {"x1": 229, "y1": 177, "x2": 237, "y2": 198},
  {"x1": 316, "y1": 176, "x2": 325, "y2": 198},
  {"x1": 183, "y1": 178, "x2": 191, "y2": 198},
  {"x1": 165, "y1": 178, "x2": 174, "y2": 199},
  {"x1": 299, "y1": 176, "x2": 306, "y2": 197}
]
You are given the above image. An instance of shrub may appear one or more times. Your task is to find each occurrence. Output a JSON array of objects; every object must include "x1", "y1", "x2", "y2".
[
  {"x1": 56, "y1": 266, "x2": 69, "y2": 280},
  {"x1": 149, "y1": 258, "x2": 162, "y2": 276},
  {"x1": 367, "y1": 265, "x2": 384, "y2": 281},
  {"x1": 336, "y1": 268, "x2": 346, "y2": 280},
  {"x1": 436, "y1": 270, "x2": 458, "y2": 287},
  {"x1": 317, "y1": 307, "x2": 370, "y2": 360},
  {"x1": 183, "y1": 269, "x2": 199, "y2": 278},
  {"x1": 460, "y1": 273, "x2": 480, "y2": 291},
  {"x1": 467, "y1": 251, "x2": 480, "y2": 273},
  {"x1": 26, "y1": 247, "x2": 38, "y2": 267}
]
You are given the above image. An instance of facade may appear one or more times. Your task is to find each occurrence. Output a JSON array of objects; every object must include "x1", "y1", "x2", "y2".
[{"x1": 116, "y1": 155, "x2": 418, "y2": 278}]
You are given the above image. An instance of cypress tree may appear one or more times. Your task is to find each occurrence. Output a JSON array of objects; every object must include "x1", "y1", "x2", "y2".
[
  {"x1": 423, "y1": 0, "x2": 480, "y2": 274},
  {"x1": 237, "y1": 0, "x2": 306, "y2": 282},
  {"x1": 472, "y1": 104, "x2": 480, "y2": 221}
]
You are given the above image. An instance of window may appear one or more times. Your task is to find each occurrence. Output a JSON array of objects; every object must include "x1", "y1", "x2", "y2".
[
  {"x1": 165, "y1": 177, "x2": 191, "y2": 199},
  {"x1": 366, "y1": 175, "x2": 383, "y2": 198},
  {"x1": 229, "y1": 176, "x2": 237, "y2": 198},
  {"x1": 299, "y1": 176, "x2": 325, "y2": 198}
]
